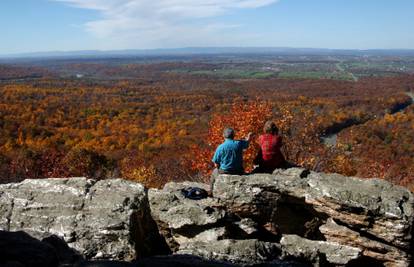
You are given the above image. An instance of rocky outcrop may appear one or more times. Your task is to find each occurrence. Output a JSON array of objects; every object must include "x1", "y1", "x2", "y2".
[
  {"x1": 1, "y1": 169, "x2": 413, "y2": 267},
  {"x1": 0, "y1": 178, "x2": 165, "y2": 261},
  {"x1": 319, "y1": 218, "x2": 410, "y2": 267},
  {"x1": 305, "y1": 172, "x2": 413, "y2": 250},
  {"x1": 280, "y1": 235, "x2": 361, "y2": 266},
  {"x1": 0, "y1": 230, "x2": 301, "y2": 267},
  {"x1": 137, "y1": 255, "x2": 306, "y2": 267},
  {"x1": 148, "y1": 168, "x2": 413, "y2": 266},
  {"x1": 148, "y1": 182, "x2": 227, "y2": 251},
  {"x1": 178, "y1": 239, "x2": 281, "y2": 265},
  {"x1": 212, "y1": 168, "x2": 414, "y2": 266}
]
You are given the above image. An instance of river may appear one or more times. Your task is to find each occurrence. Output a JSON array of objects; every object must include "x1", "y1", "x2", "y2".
[{"x1": 321, "y1": 92, "x2": 414, "y2": 147}]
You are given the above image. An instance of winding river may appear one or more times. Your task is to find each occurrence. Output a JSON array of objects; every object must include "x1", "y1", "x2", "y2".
[{"x1": 321, "y1": 92, "x2": 414, "y2": 147}]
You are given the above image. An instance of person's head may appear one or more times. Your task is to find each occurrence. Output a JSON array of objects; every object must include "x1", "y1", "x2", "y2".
[
  {"x1": 263, "y1": 121, "x2": 279, "y2": 135},
  {"x1": 223, "y1": 128, "x2": 235, "y2": 139}
]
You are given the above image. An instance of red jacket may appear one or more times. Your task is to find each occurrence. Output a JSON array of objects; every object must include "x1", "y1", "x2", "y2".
[{"x1": 258, "y1": 134, "x2": 286, "y2": 170}]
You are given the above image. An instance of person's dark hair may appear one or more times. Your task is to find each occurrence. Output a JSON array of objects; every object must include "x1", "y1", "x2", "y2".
[
  {"x1": 263, "y1": 121, "x2": 279, "y2": 135},
  {"x1": 223, "y1": 128, "x2": 235, "y2": 139}
]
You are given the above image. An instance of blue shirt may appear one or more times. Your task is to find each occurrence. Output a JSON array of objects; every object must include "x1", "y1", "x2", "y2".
[{"x1": 212, "y1": 139, "x2": 249, "y2": 172}]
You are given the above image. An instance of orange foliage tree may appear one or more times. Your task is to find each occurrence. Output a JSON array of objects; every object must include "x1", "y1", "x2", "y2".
[
  {"x1": 190, "y1": 100, "x2": 273, "y2": 178},
  {"x1": 188, "y1": 97, "x2": 353, "y2": 180},
  {"x1": 1, "y1": 70, "x2": 414, "y2": 191}
]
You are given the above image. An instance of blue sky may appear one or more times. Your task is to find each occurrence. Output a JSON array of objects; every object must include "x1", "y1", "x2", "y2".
[{"x1": 1, "y1": 0, "x2": 414, "y2": 54}]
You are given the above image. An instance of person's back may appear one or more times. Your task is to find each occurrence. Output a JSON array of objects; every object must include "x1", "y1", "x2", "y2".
[
  {"x1": 212, "y1": 128, "x2": 253, "y2": 175},
  {"x1": 210, "y1": 128, "x2": 253, "y2": 193},
  {"x1": 258, "y1": 133, "x2": 285, "y2": 169},
  {"x1": 213, "y1": 139, "x2": 248, "y2": 174},
  {"x1": 255, "y1": 121, "x2": 286, "y2": 173}
]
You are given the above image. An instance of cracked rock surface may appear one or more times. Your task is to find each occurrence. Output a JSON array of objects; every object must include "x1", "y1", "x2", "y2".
[
  {"x1": 0, "y1": 178, "x2": 162, "y2": 261},
  {"x1": 211, "y1": 168, "x2": 414, "y2": 266},
  {"x1": 1, "y1": 168, "x2": 413, "y2": 267}
]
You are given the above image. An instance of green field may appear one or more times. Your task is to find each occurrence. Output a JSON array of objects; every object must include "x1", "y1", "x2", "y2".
[
  {"x1": 278, "y1": 71, "x2": 354, "y2": 80},
  {"x1": 172, "y1": 69, "x2": 277, "y2": 79},
  {"x1": 192, "y1": 69, "x2": 277, "y2": 79},
  {"x1": 168, "y1": 57, "x2": 414, "y2": 81},
  {"x1": 175, "y1": 69, "x2": 355, "y2": 80}
]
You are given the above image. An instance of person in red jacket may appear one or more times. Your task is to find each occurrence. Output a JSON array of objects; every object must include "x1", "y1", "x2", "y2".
[{"x1": 253, "y1": 121, "x2": 286, "y2": 173}]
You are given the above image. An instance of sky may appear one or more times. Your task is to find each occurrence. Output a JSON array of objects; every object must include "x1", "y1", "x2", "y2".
[{"x1": 1, "y1": 0, "x2": 414, "y2": 54}]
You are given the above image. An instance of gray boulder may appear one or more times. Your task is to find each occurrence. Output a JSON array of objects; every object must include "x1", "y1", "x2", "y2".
[
  {"x1": 320, "y1": 218, "x2": 411, "y2": 267},
  {"x1": 212, "y1": 168, "x2": 414, "y2": 266},
  {"x1": 137, "y1": 255, "x2": 238, "y2": 267},
  {"x1": 177, "y1": 239, "x2": 281, "y2": 266},
  {"x1": 136, "y1": 255, "x2": 307, "y2": 267},
  {"x1": 212, "y1": 169, "x2": 321, "y2": 239},
  {"x1": 280, "y1": 234, "x2": 361, "y2": 266},
  {"x1": 306, "y1": 172, "x2": 414, "y2": 250},
  {"x1": 0, "y1": 178, "x2": 164, "y2": 261},
  {"x1": 148, "y1": 181, "x2": 289, "y2": 266},
  {"x1": 148, "y1": 181, "x2": 227, "y2": 250},
  {"x1": 2, "y1": 168, "x2": 413, "y2": 267}
]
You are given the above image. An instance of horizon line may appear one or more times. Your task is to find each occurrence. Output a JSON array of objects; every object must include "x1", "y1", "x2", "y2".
[{"x1": 2, "y1": 46, "x2": 414, "y2": 59}]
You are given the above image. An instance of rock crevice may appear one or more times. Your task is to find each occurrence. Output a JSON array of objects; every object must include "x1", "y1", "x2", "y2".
[{"x1": 1, "y1": 169, "x2": 413, "y2": 267}]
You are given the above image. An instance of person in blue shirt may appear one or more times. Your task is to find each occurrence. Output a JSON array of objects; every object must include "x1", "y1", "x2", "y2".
[
  {"x1": 210, "y1": 128, "x2": 254, "y2": 190},
  {"x1": 210, "y1": 128, "x2": 254, "y2": 192}
]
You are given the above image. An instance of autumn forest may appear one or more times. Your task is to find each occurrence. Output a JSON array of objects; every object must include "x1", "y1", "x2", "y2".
[{"x1": 0, "y1": 55, "x2": 413, "y2": 190}]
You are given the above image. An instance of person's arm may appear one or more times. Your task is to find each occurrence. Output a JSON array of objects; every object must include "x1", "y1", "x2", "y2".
[
  {"x1": 212, "y1": 147, "x2": 221, "y2": 168},
  {"x1": 246, "y1": 132, "x2": 254, "y2": 142},
  {"x1": 241, "y1": 132, "x2": 254, "y2": 149}
]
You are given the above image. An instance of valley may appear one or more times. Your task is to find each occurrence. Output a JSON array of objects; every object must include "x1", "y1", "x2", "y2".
[{"x1": 0, "y1": 53, "x2": 413, "y2": 190}]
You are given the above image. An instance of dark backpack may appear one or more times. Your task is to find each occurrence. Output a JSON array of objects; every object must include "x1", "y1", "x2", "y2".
[{"x1": 181, "y1": 187, "x2": 208, "y2": 200}]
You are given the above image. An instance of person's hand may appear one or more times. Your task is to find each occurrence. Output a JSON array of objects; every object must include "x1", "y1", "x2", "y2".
[{"x1": 246, "y1": 132, "x2": 255, "y2": 141}]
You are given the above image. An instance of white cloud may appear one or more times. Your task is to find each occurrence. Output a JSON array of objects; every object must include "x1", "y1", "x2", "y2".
[{"x1": 55, "y1": 0, "x2": 279, "y2": 48}]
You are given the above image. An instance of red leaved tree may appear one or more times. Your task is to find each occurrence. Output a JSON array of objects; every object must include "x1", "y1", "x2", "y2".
[{"x1": 189, "y1": 100, "x2": 273, "y2": 180}]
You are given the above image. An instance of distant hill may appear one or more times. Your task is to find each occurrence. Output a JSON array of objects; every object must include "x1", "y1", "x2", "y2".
[{"x1": 2, "y1": 47, "x2": 414, "y2": 59}]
